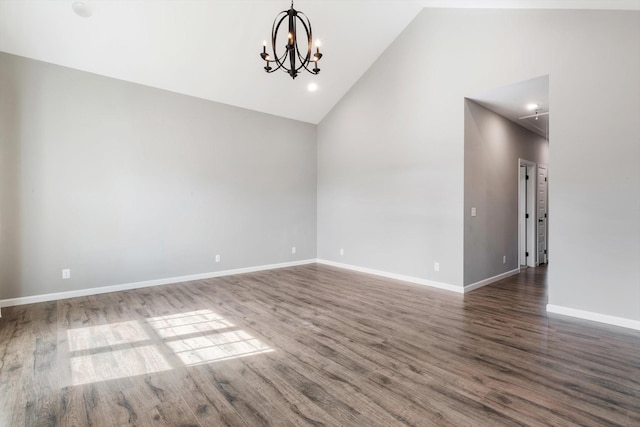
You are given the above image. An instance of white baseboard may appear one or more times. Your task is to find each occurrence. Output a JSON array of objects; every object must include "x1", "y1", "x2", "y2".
[
  {"x1": 546, "y1": 304, "x2": 640, "y2": 331},
  {"x1": 316, "y1": 259, "x2": 464, "y2": 294},
  {"x1": 464, "y1": 268, "x2": 521, "y2": 292},
  {"x1": 0, "y1": 259, "x2": 316, "y2": 308}
]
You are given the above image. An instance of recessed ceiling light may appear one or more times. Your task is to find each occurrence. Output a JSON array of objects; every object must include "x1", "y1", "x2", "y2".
[
  {"x1": 307, "y1": 83, "x2": 318, "y2": 92},
  {"x1": 526, "y1": 103, "x2": 539, "y2": 111},
  {"x1": 72, "y1": 2, "x2": 93, "y2": 18}
]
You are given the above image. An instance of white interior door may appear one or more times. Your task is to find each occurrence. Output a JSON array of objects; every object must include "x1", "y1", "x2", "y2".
[
  {"x1": 519, "y1": 160, "x2": 537, "y2": 268},
  {"x1": 537, "y1": 165, "x2": 548, "y2": 264},
  {"x1": 519, "y1": 165, "x2": 527, "y2": 265}
]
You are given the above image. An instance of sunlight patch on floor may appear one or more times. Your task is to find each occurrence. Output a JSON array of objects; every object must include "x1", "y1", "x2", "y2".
[
  {"x1": 164, "y1": 329, "x2": 274, "y2": 366},
  {"x1": 67, "y1": 320, "x2": 149, "y2": 352},
  {"x1": 71, "y1": 345, "x2": 172, "y2": 385},
  {"x1": 66, "y1": 309, "x2": 273, "y2": 385},
  {"x1": 147, "y1": 309, "x2": 235, "y2": 338}
]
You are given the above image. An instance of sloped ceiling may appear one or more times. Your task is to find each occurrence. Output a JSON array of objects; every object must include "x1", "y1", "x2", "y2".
[
  {"x1": 0, "y1": 0, "x2": 637, "y2": 124},
  {"x1": 471, "y1": 75, "x2": 549, "y2": 139}
]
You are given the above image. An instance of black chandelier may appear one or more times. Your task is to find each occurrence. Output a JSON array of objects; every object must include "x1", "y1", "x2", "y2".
[{"x1": 260, "y1": 1, "x2": 323, "y2": 79}]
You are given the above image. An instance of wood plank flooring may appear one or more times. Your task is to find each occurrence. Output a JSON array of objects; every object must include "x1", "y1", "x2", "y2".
[{"x1": 1, "y1": 264, "x2": 639, "y2": 426}]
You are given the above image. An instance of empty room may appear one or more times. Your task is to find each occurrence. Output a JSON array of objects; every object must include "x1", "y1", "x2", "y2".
[{"x1": 1, "y1": 1, "x2": 639, "y2": 426}]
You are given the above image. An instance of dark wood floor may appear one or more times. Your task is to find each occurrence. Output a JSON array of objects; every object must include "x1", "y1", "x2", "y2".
[{"x1": 1, "y1": 264, "x2": 639, "y2": 426}]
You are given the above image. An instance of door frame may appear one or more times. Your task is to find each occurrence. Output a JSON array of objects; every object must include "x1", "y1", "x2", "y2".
[
  {"x1": 537, "y1": 163, "x2": 549, "y2": 265},
  {"x1": 518, "y1": 159, "x2": 537, "y2": 268}
]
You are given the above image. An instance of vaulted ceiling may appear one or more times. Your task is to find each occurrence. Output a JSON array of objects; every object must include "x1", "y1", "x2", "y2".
[
  {"x1": 1, "y1": 1, "x2": 637, "y2": 124},
  {"x1": 470, "y1": 75, "x2": 549, "y2": 138}
]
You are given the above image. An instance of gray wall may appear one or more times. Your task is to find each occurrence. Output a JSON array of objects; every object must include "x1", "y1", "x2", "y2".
[
  {"x1": 464, "y1": 100, "x2": 548, "y2": 286},
  {"x1": 318, "y1": 9, "x2": 640, "y2": 320},
  {"x1": 0, "y1": 52, "x2": 317, "y2": 300},
  {"x1": 548, "y1": 12, "x2": 640, "y2": 321}
]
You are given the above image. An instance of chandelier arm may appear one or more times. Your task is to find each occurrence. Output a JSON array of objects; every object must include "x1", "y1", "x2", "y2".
[
  {"x1": 267, "y1": 50, "x2": 290, "y2": 74},
  {"x1": 264, "y1": 58, "x2": 284, "y2": 73},
  {"x1": 294, "y1": 50, "x2": 310, "y2": 72},
  {"x1": 269, "y1": 50, "x2": 290, "y2": 71},
  {"x1": 264, "y1": 66, "x2": 282, "y2": 74},
  {"x1": 273, "y1": 47, "x2": 289, "y2": 65},
  {"x1": 297, "y1": 57, "x2": 320, "y2": 75},
  {"x1": 263, "y1": 49, "x2": 288, "y2": 70},
  {"x1": 295, "y1": 45, "x2": 312, "y2": 70},
  {"x1": 271, "y1": 11, "x2": 290, "y2": 70},
  {"x1": 298, "y1": 59, "x2": 320, "y2": 74},
  {"x1": 296, "y1": 11, "x2": 313, "y2": 51},
  {"x1": 294, "y1": 14, "x2": 313, "y2": 71}
]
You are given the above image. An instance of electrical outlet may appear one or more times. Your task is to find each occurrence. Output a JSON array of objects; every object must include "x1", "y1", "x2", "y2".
[
  {"x1": 340, "y1": 248, "x2": 344, "y2": 256},
  {"x1": 215, "y1": 255, "x2": 221, "y2": 263},
  {"x1": 434, "y1": 262, "x2": 440, "y2": 272},
  {"x1": 62, "y1": 269, "x2": 71, "y2": 279},
  {"x1": 292, "y1": 246, "x2": 296, "y2": 254},
  {"x1": 471, "y1": 207, "x2": 477, "y2": 217},
  {"x1": 503, "y1": 255, "x2": 506, "y2": 264}
]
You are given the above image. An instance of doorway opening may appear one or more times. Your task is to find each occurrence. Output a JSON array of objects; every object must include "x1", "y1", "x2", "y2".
[{"x1": 464, "y1": 74, "x2": 550, "y2": 287}]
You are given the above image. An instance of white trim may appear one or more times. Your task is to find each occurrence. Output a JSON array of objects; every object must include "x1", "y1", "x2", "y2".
[
  {"x1": 316, "y1": 259, "x2": 464, "y2": 294},
  {"x1": 0, "y1": 259, "x2": 316, "y2": 308},
  {"x1": 547, "y1": 304, "x2": 640, "y2": 331},
  {"x1": 464, "y1": 268, "x2": 520, "y2": 292}
]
